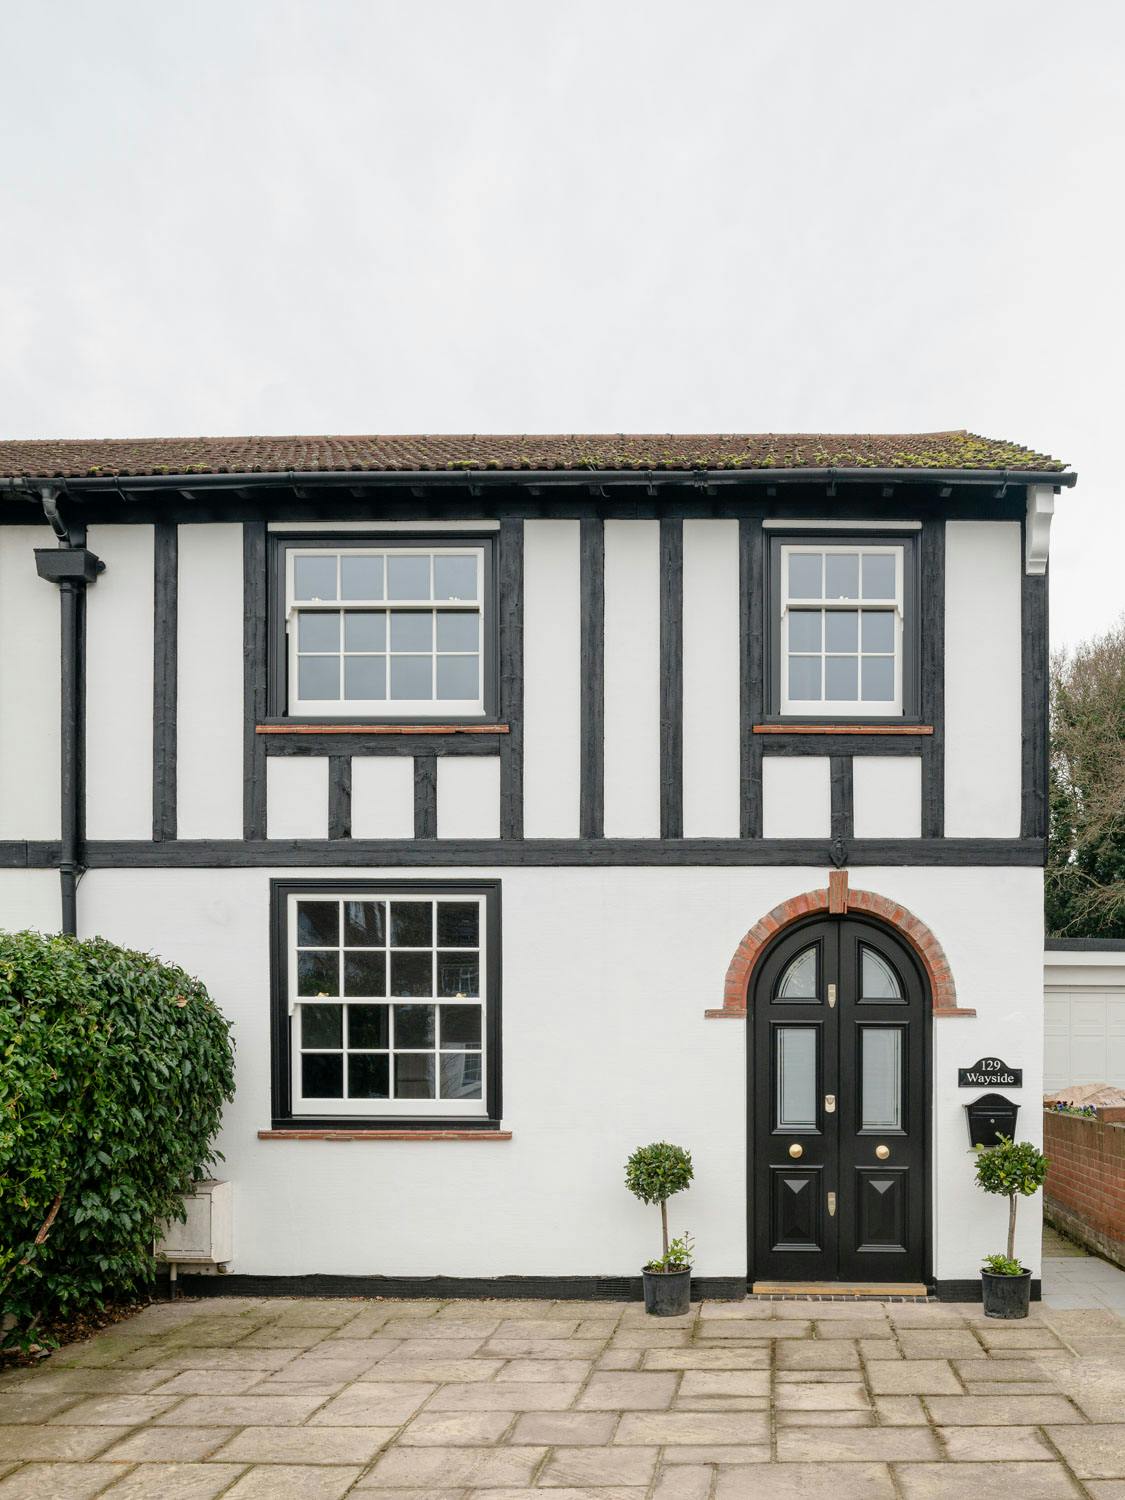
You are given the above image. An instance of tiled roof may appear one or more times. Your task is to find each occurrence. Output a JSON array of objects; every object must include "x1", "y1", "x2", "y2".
[{"x1": 0, "y1": 431, "x2": 1068, "y2": 480}]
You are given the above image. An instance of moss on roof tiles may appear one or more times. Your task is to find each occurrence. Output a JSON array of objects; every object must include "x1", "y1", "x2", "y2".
[{"x1": 0, "y1": 430, "x2": 1067, "y2": 480}]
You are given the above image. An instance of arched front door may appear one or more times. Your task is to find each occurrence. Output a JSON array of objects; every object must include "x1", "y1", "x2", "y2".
[{"x1": 750, "y1": 915, "x2": 929, "y2": 1285}]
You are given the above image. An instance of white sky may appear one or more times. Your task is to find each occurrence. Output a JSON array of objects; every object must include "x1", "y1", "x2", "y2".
[{"x1": 2, "y1": 1, "x2": 1122, "y2": 648}]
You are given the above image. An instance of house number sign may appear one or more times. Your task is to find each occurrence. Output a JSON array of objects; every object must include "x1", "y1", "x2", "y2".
[{"x1": 958, "y1": 1056, "x2": 1023, "y2": 1088}]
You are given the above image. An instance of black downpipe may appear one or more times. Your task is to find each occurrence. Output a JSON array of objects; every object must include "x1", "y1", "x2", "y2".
[
  {"x1": 58, "y1": 579, "x2": 80, "y2": 934},
  {"x1": 33, "y1": 490, "x2": 102, "y2": 937}
]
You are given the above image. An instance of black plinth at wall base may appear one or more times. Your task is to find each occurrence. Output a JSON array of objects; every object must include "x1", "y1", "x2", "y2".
[
  {"x1": 932, "y1": 1279, "x2": 1042, "y2": 1302},
  {"x1": 169, "y1": 1272, "x2": 748, "y2": 1302}
]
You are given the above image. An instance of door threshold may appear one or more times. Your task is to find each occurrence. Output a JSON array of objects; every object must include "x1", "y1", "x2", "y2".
[{"x1": 751, "y1": 1280, "x2": 929, "y2": 1299}]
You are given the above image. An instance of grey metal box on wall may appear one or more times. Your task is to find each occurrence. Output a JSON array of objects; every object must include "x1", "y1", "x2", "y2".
[{"x1": 157, "y1": 1178, "x2": 234, "y2": 1265}]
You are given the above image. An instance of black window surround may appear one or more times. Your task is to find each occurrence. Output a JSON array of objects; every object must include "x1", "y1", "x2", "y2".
[
  {"x1": 765, "y1": 530, "x2": 922, "y2": 724},
  {"x1": 269, "y1": 878, "x2": 503, "y2": 1131},
  {"x1": 266, "y1": 532, "x2": 499, "y2": 723}
]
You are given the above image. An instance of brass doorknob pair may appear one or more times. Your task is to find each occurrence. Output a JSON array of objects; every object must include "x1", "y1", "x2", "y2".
[{"x1": 788, "y1": 1142, "x2": 890, "y2": 1160}]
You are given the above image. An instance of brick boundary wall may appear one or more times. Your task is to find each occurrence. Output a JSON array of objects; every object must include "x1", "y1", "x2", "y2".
[{"x1": 1043, "y1": 1108, "x2": 1125, "y2": 1269}]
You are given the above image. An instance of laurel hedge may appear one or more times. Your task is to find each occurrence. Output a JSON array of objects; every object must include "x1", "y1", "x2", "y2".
[{"x1": 0, "y1": 931, "x2": 234, "y2": 1348}]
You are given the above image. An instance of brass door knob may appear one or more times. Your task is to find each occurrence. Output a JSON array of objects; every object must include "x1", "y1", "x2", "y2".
[
  {"x1": 788, "y1": 1142, "x2": 804, "y2": 1159},
  {"x1": 875, "y1": 1144, "x2": 891, "y2": 1160}
]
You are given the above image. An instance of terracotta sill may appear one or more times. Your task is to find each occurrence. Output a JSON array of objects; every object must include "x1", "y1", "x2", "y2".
[
  {"x1": 258, "y1": 1128, "x2": 513, "y2": 1141},
  {"x1": 257, "y1": 723, "x2": 509, "y2": 736},
  {"x1": 753, "y1": 724, "x2": 934, "y2": 736},
  {"x1": 705, "y1": 1006, "x2": 976, "y2": 1020}
]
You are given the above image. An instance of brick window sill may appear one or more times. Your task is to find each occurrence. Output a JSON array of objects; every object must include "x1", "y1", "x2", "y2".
[
  {"x1": 258, "y1": 1128, "x2": 513, "y2": 1141},
  {"x1": 752, "y1": 724, "x2": 934, "y2": 736}
]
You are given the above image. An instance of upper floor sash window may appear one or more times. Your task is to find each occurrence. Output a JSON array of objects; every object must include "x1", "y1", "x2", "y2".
[
  {"x1": 284, "y1": 543, "x2": 489, "y2": 717},
  {"x1": 777, "y1": 542, "x2": 910, "y2": 718}
]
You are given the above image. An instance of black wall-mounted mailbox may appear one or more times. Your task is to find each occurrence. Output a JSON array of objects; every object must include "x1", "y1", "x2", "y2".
[{"x1": 964, "y1": 1093, "x2": 1020, "y2": 1149}]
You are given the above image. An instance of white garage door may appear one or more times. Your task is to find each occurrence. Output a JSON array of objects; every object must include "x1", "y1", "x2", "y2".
[{"x1": 1044, "y1": 959, "x2": 1125, "y2": 1094}]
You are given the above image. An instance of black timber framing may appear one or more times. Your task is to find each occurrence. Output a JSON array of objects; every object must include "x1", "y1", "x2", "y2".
[
  {"x1": 243, "y1": 521, "x2": 268, "y2": 839},
  {"x1": 740, "y1": 518, "x2": 765, "y2": 838},
  {"x1": 33, "y1": 837, "x2": 1046, "y2": 868},
  {"x1": 414, "y1": 755, "x2": 438, "y2": 839},
  {"x1": 830, "y1": 757, "x2": 854, "y2": 841},
  {"x1": 755, "y1": 735, "x2": 929, "y2": 757},
  {"x1": 261, "y1": 734, "x2": 505, "y2": 757},
  {"x1": 328, "y1": 757, "x2": 351, "y2": 840},
  {"x1": 919, "y1": 518, "x2": 946, "y2": 838},
  {"x1": 0, "y1": 471, "x2": 1065, "y2": 529},
  {"x1": 4, "y1": 478, "x2": 1058, "y2": 879},
  {"x1": 660, "y1": 516, "x2": 684, "y2": 839},
  {"x1": 498, "y1": 516, "x2": 524, "y2": 838},
  {"x1": 580, "y1": 516, "x2": 605, "y2": 839},
  {"x1": 1021, "y1": 556, "x2": 1050, "y2": 841},
  {"x1": 152, "y1": 520, "x2": 178, "y2": 841}
]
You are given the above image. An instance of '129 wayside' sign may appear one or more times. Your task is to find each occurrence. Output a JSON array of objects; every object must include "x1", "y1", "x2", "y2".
[{"x1": 958, "y1": 1056, "x2": 1023, "y2": 1088}]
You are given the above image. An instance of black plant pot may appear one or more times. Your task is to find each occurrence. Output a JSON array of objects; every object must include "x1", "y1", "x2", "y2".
[
  {"x1": 642, "y1": 1267, "x2": 692, "y2": 1316},
  {"x1": 981, "y1": 1268, "x2": 1032, "y2": 1319}
]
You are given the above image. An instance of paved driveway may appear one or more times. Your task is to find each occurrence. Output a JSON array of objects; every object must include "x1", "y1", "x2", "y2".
[{"x1": 1, "y1": 1283, "x2": 1124, "y2": 1499}]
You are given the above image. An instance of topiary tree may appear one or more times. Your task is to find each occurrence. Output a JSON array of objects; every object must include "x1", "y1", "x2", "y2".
[
  {"x1": 973, "y1": 1136, "x2": 1049, "y2": 1264},
  {"x1": 625, "y1": 1142, "x2": 693, "y2": 1262},
  {"x1": 0, "y1": 931, "x2": 235, "y2": 1350}
]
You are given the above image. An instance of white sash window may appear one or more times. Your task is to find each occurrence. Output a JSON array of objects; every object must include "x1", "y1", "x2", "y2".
[
  {"x1": 780, "y1": 544, "x2": 905, "y2": 717},
  {"x1": 285, "y1": 545, "x2": 486, "y2": 717}
]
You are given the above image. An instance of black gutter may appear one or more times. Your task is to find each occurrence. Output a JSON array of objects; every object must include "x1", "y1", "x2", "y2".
[
  {"x1": 32, "y1": 487, "x2": 103, "y2": 935},
  {"x1": 0, "y1": 466, "x2": 1078, "y2": 495}
]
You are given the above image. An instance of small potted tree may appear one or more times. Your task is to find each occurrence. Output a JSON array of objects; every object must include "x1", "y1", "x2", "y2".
[
  {"x1": 973, "y1": 1135, "x2": 1048, "y2": 1319},
  {"x1": 625, "y1": 1141, "x2": 694, "y2": 1316}
]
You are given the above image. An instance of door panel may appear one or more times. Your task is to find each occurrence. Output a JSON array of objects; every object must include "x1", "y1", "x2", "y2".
[
  {"x1": 770, "y1": 1166, "x2": 824, "y2": 1251},
  {"x1": 855, "y1": 1168, "x2": 909, "y2": 1252},
  {"x1": 751, "y1": 915, "x2": 927, "y2": 1284}
]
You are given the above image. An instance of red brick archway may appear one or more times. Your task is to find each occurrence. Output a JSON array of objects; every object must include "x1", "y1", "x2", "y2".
[{"x1": 708, "y1": 872, "x2": 974, "y2": 1019}]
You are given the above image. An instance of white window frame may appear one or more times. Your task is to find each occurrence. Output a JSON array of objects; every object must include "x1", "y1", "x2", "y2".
[
  {"x1": 287, "y1": 890, "x2": 488, "y2": 1119},
  {"x1": 779, "y1": 543, "x2": 905, "y2": 718},
  {"x1": 285, "y1": 545, "x2": 486, "y2": 718}
]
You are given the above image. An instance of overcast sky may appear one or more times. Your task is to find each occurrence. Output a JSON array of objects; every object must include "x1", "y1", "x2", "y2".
[{"x1": 2, "y1": 1, "x2": 1121, "y2": 647}]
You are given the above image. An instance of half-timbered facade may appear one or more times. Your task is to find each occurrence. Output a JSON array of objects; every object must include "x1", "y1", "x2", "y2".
[{"x1": 0, "y1": 432, "x2": 1073, "y2": 1298}]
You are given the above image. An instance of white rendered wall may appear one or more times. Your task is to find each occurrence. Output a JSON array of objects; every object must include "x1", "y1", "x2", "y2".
[
  {"x1": 266, "y1": 758, "x2": 328, "y2": 839},
  {"x1": 682, "y1": 520, "x2": 740, "y2": 837},
  {"x1": 85, "y1": 525, "x2": 154, "y2": 840},
  {"x1": 603, "y1": 520, "x2": 660, "y2": 837},
  {"x1": 351, "y1": 757, "x2": 415, "y2": 838},
  {"x1": 177, "y1": 524, "x2": 244, "y2": 839},
  {"x1": 0, "y1": 526, "x2": 60, "y2": 839},
  {"x1": 523, "y1": 520, "x2": 581, "y2": 837},
  {"x1": 944, "y1": 521, "x2": 1022, "y2": 837},
  {"x1": 852, "y1": 756, "x2": 922, "y2": 838},
  {"x1": 73, "y1": 862, "x2": 1043, "y2": 1282},
  {"x1": 0, "y1": 870, "x2": 60, "y2": 932},
  {"x1": 437, "y1": 756, "x2": 501, "y2": 838},
  {"x1": 761, "y1": 757, "x2": 831, "y2": 838}
]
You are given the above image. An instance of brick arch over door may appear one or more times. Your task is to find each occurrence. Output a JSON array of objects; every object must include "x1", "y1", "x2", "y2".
[{"x1": 710, "y1": 874, "x2": 975, "y2": 1020}]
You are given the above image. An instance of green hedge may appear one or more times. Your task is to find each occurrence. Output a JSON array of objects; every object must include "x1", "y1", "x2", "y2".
[{"x1": 0, "y1": 931, "x2": 234, "y2": 1347}]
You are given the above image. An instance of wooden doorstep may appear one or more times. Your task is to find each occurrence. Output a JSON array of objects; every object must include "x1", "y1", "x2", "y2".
[{"x1": 752, "y1": 1280, "x2": 928, "y2": 1297}]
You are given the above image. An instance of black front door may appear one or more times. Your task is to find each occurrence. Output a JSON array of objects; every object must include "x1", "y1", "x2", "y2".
[{"x1": 750, "y1": 916, "x2": 928, "y2": 1284}]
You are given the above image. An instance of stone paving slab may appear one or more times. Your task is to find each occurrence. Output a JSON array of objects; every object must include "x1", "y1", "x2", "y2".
[{"x1": 1, "y1": 1279, "x2": 1124, "y2": 1495}]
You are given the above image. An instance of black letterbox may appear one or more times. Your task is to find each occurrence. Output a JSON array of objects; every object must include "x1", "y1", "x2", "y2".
[{"x1": 964, "y1": 1092, "x2": 1020, "y2": 1149}]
